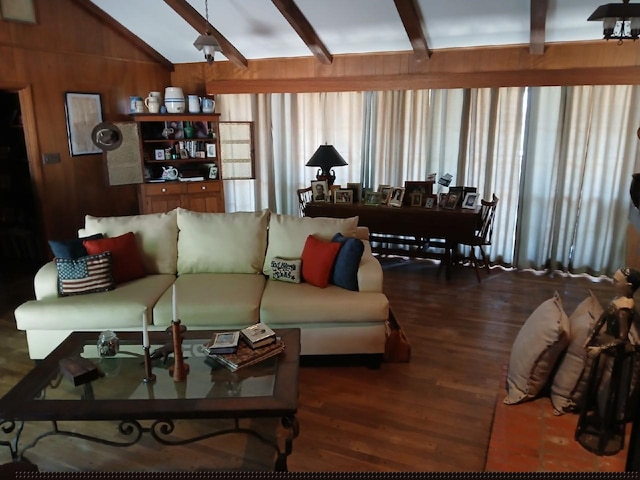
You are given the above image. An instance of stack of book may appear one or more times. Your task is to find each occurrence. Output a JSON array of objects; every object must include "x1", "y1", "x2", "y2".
[{"x1": 205, "y1": 323, "x2": 284, "y2": 372}]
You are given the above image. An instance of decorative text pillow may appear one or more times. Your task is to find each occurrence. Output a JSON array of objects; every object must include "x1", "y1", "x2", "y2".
[
  {"x1": 270, "y1": 257, "x2": 302, "y2": 284},
  {"x1": 83, "y1": 232, "x2": 146, "y2": 285},
  {"x1": 301, "y1": 235, "x2": 341, "y2": 288},
  {"x1": 48, "y1": 234, "x2": 104, "y2": 259},
  {"x1": 504, "y1": 291, "x2": 570, "y2": 405},
  {"x1": 331, "y1": 233, "x2": 364, "y2": 291},
  {"x1": 55, "y1": 252, "x2": 115, "y2": 296}
]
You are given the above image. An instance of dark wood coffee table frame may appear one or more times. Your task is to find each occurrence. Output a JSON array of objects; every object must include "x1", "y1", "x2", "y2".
[{"x1": 0, "y1": 328, "x2": 300, "y2": 471}]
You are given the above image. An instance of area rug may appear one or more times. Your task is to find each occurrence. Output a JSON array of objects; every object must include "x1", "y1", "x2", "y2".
[{"x1": 484, "y1": 366, "x2": 628, "y2": 472}]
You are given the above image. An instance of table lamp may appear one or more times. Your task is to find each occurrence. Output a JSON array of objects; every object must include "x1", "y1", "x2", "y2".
[{"x1": 306, "y1": 145, "x2": 348, "y2": 187}]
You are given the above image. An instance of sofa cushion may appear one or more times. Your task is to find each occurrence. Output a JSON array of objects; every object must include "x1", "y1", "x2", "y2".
[
  {"x1": 15, "y1": 274, "x2": 176, "y2": 331},
  {"x1": 263, "y1": 213, "x2": 359, "y2": 277},
  {"x1": 152, "y1": 274, "x2": 266, "y2": 327},
  {"x1": 83, "y1": 232, "x2": 147, "y2": 285},
  {"x1": 331, "y1": 233, "x2": 364, "y2": 291},
  {"x1": 82, "y1": 210, "x2": 178, "y2": 275},
  {"x1": 49, "y1": 233, "x2": 104, "y2": 259},
  {"x1": 301, "y1": 235, "x2": 341, "y2": 288},
  {"x1": 260, "y1": 279, "x2": 389, "y2": 325},
  {"x1": 270, "y1": 257, "x2": 301, "y2": 284},
  {"x1": 177, "y1": 208, "x2": 270, "y2": 274},
  {"x1": 550, "y1": 291, "x2": 604, "y2": 415},
  {"x1": 504, "y1": 291, "x2": 570, "y2": 405},
  {"x1": 55, "y1": 252, "x2": 115, "y2": 296}
]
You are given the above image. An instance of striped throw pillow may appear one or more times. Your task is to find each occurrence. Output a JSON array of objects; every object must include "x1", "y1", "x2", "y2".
[{"x1": 55, "y1": 252, "x2": 115, "y2": 296}]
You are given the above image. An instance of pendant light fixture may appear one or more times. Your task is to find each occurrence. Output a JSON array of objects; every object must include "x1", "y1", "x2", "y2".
[{"x1": 193, "y1": 0, "x2": 221, "y2": 64}]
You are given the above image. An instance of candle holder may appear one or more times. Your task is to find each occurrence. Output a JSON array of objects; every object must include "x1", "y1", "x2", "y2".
[
  {"x1": 142, "y1": 346, "x2": 156, "y2": 383},
  {"x1": 168, "y1": 319, "x2": 189, "y2": 382}
]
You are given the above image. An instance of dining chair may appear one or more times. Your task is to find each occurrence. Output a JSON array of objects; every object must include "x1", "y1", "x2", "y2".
[
  {"x1": 460, "y1": 193, "x2": 499, "y2": 282},
  {"x1": 296, "y1": 186, "x2": 313, "y2": 217}
]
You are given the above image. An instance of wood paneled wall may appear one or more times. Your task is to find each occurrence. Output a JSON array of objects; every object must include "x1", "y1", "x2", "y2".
[{"x1": 0, "y1": 0, "x2": 171, "y2": 244}]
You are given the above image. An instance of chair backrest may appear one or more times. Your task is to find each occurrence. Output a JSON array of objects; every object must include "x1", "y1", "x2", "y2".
[
  {"x1": 478, "y1": 193, "x2": 499, "y2": 244},
  {"x1": 297, "y1": 186, "x2": 313, "y2": 217}
]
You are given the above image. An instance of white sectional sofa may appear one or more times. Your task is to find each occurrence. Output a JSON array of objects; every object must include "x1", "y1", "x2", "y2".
[{"x1": 14, "y1": 208, "x2": 389, "y2": 362}]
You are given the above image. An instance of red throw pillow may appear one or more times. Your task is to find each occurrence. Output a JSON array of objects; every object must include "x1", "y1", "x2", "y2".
[
  {"x1": 301, "y1": 235, "x2": 341, "y2": 288},
  {"x1": 83, "y1": 232, "x2": 146, "y2": 284}
]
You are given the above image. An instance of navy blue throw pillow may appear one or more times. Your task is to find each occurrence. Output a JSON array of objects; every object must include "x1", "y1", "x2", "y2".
[
  {"x1": 49, "y1": 233, "x2": 104, "y2": 259},
  {"x1": 331, "y1": 233, "x2": 364, "y2": 291}
]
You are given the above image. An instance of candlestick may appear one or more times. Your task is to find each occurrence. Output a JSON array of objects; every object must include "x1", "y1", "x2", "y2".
[
  {"x1": 172, "y1": 285, "x2": 177, "y2": 322},
  {"x1": 142, "y1": 346, "x2": 156, "y2": 383},
  {"x1": 168, "y1": 319, "x2": 189, "y2": 381},
  {"x1": 142, "y1": 310, "x2": 149, "y2": 348}
]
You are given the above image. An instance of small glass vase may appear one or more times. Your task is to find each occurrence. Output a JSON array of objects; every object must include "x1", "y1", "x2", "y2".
[{"x1": 97, "y1": 330, "x2": 119, "y2": 357}]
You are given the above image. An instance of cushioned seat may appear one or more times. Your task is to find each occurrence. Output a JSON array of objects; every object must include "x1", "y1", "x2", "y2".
[{"x1": 153, "y1": 273, "x2": 266, "y2": 327}]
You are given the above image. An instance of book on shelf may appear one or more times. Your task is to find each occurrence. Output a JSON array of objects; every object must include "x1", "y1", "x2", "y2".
[
  {"x1": 208, "y1": 339, "x2": 285, "y2": 372},
  {"x1": 240, "y1": 322, "x2": 277, "y2": 349},
  {"x1": 203, "y1": 331, "x2": 240, "y2": 354}
]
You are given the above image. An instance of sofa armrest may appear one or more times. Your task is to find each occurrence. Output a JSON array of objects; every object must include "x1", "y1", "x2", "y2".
[
  {"x1": 357, "y1": 240, "x2": 383, "y2": 292},
  {"x1": 34, "y1": 261, "x2": 60, "y2": 300}
]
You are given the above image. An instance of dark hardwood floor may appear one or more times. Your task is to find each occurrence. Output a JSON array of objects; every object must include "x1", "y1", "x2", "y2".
[{"x1": 0, "y1": 257, "x2": 619, "y2": 472}]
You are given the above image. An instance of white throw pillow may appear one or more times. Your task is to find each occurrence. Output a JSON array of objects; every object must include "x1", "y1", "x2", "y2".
[
  {"x1": 550, "y1": 291, "x2": 603, "y2": 415},
  {"x1": 262, "y1": 213, "x2": 359, "y2": 277},
  {"x1": 177, "y1": 208, "x2": 270, "y2": 274},
  {"x1": 83, "y1": 210, "x2": 178, "y2": 275},
  {"x1": 504, "y1": 291, "x2": 570, "y2": 405}
]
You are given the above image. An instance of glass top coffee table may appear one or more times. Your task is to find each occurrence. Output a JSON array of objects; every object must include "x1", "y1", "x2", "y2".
[{"x1": 0, "y1": 328, "x2": 300, "y2": 471}]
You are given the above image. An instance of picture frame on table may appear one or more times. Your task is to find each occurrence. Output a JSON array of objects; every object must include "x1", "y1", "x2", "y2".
[
  {"x1": 364, "y1": 191, "x2": 382, "y2": 206},
  {"x1": 330, "y1": 184, "x2": 341, "y2": 202},
  {"x1": 410, "y1": 192, "x2": 423, "y2": 207},
  {"x1": 347, "y1": 182, "x2": 362, "y2": 203},
  {"x1": 462, "y1": 192, "x2": 479, "y2": 209},
  {"x1": 335, "y1": 189, "x2": 354, "y2": 204},
  {"x1": 388, "y1": 187, "x2": 405, "y2": 207},
  {"x1": 403, "y1": 181, "x2": 433, "y2": 206},
  {"x1": 378, "y1": 185, "x2": 391, "y2": 205},
  {"x1": 206, "y1": 143, "x2": 216, "y2": 158},
  {"x1": 424, "y1": 196, "x2": 436, "y2": 209},
  {"x1": 311, "y1": 180, "x2": 329, "y2": 202},
  {"x1": 64, "y1": 92, "x2": 103, "y2": 156},
  {"x1": 154, "y1": 149, "x2": 165, "y2": 161},
  {"x1": 443, "y1": 193, "x2": 459, "y2": 209}
]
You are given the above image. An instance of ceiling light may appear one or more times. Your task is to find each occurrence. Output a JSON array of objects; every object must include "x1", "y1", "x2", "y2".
[
  {"x1": 588, "y1": 0, "x2": 640, "y2": 44},
  {"x1": 193, "y1": 0, "x2": 221, "y2": 64}
]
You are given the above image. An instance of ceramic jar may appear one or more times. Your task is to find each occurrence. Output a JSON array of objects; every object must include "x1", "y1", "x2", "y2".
[{"x1": 164, "y1": 87, "x2": 185, "y2": 113}]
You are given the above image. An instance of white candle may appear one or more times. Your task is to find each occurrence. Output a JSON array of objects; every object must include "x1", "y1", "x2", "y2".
[
  {"x1": 142, "y1": 309, "x2": 149, "y2": 348},
  {"x1": 172, "y1": 284, "x2": 178, "y2": 322}
]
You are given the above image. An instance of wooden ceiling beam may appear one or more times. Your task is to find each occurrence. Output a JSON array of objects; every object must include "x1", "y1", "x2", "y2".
[
  {"x1": 163, "y1": 0, "x2": 248, "y2": 69},
  {"x1": 70, "y1": 0, "x2": 174, "y2": 70},
  {"x1": 394, "y1": 0, "x2": 431, "y2": 61},
  {"x1": 271, "y1": 0, "x2": 333, "y2": 65},
  {"x1": 530, "y1": 0, "x2": 548, "y2": 55}
]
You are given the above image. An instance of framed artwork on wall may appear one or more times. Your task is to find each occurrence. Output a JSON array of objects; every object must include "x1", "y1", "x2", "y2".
[
  {"x1": 0, "y1": 0, "x2": 36, "y2": 24},
  {"x1": 64, "y1": 92, "x2": 103, "y2": 156}
]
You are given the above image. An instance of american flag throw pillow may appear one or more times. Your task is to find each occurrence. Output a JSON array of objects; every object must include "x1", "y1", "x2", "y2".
[{"x1": 55, "y1": 252, "x2": 115, "y2": 296}]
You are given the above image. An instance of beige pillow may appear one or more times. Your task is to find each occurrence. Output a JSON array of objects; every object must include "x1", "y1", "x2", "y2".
[
  {"x1": 83, "y1": 210, "x2": 178, "y2": 274},
  {"x1": 177, "y1": 208, "x2": 270, "y2": 274},
  {"x1": 504, "y1": 291, "x2": 570, "y2": 405},
  {"x1": 550, "y1": 291, "x2": 603, "y2": 415},
  {"x1": 262, "y1": 213, "x2": 359, "y2": 277}
]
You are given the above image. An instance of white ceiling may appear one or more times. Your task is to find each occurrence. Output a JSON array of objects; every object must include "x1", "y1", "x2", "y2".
[{"x1": 89, "y1": 0, "x2": 610, "y2": 65}]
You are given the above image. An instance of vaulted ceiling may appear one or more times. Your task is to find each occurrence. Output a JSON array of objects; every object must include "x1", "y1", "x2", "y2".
[{"x1": 79, "y1": 0, "x2": 614, "y2": 69}]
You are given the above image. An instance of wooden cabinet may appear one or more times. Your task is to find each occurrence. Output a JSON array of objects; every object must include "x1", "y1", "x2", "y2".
[{"x1": 133, "y1": 114, "x2": 225, "y2": 214}]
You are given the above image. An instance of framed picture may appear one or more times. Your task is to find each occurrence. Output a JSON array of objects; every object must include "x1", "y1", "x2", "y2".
[
  {"x1": 364, "y1": 191, "x2": 381, "y2": 206},
  {"x1": 179, "y1": 148, "x2": 189, "y2": 159},
  {"x1": 0, "y1": 0, "x2": 36, "y2": 23},
  {"x1": 335, "y1": 189, "x2": 354, "y2": 204},
  {"x1": 64, "y1": 92, "x2": 103, "y2": 156},
  {"x1": 438, "y1": 192, "x2": 448, "y2": 207},
  {"x1": 388, "y1": 187, "x2": 405, "y2": 207},
  {"x1": 403, "y1": 181, "x2": 433, "y2": 206},
  {"x1": 330, "y1": 184, "x2": 341, "y2": 202},
  {"x1": 462, "y1": 192, "x2": 479, "y2": 209},
  {"x1": 410, "y1": 192, "x2": 423, "y2": 207},
  {"x1": 424, "y1": 196, "x2": 436, "y2": 209},
  {"x1": 154, "y1": 149, "x2": 165, "y2": 161},
  {"x1": 347, "y1": 182, "x2": 362, "y2": 203},
  {"x1": 206, "y1": 143, "x2": 216, "y2": 158},
  {"x1": 378, "y1": 185, "x2": 392, "y2": 205},
  {"x1": 443, "y1": 193, "x2": 459, "y2": 209},
  {"x1": 311, "y1": 180, "x2": 329, "y2": 202}
]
